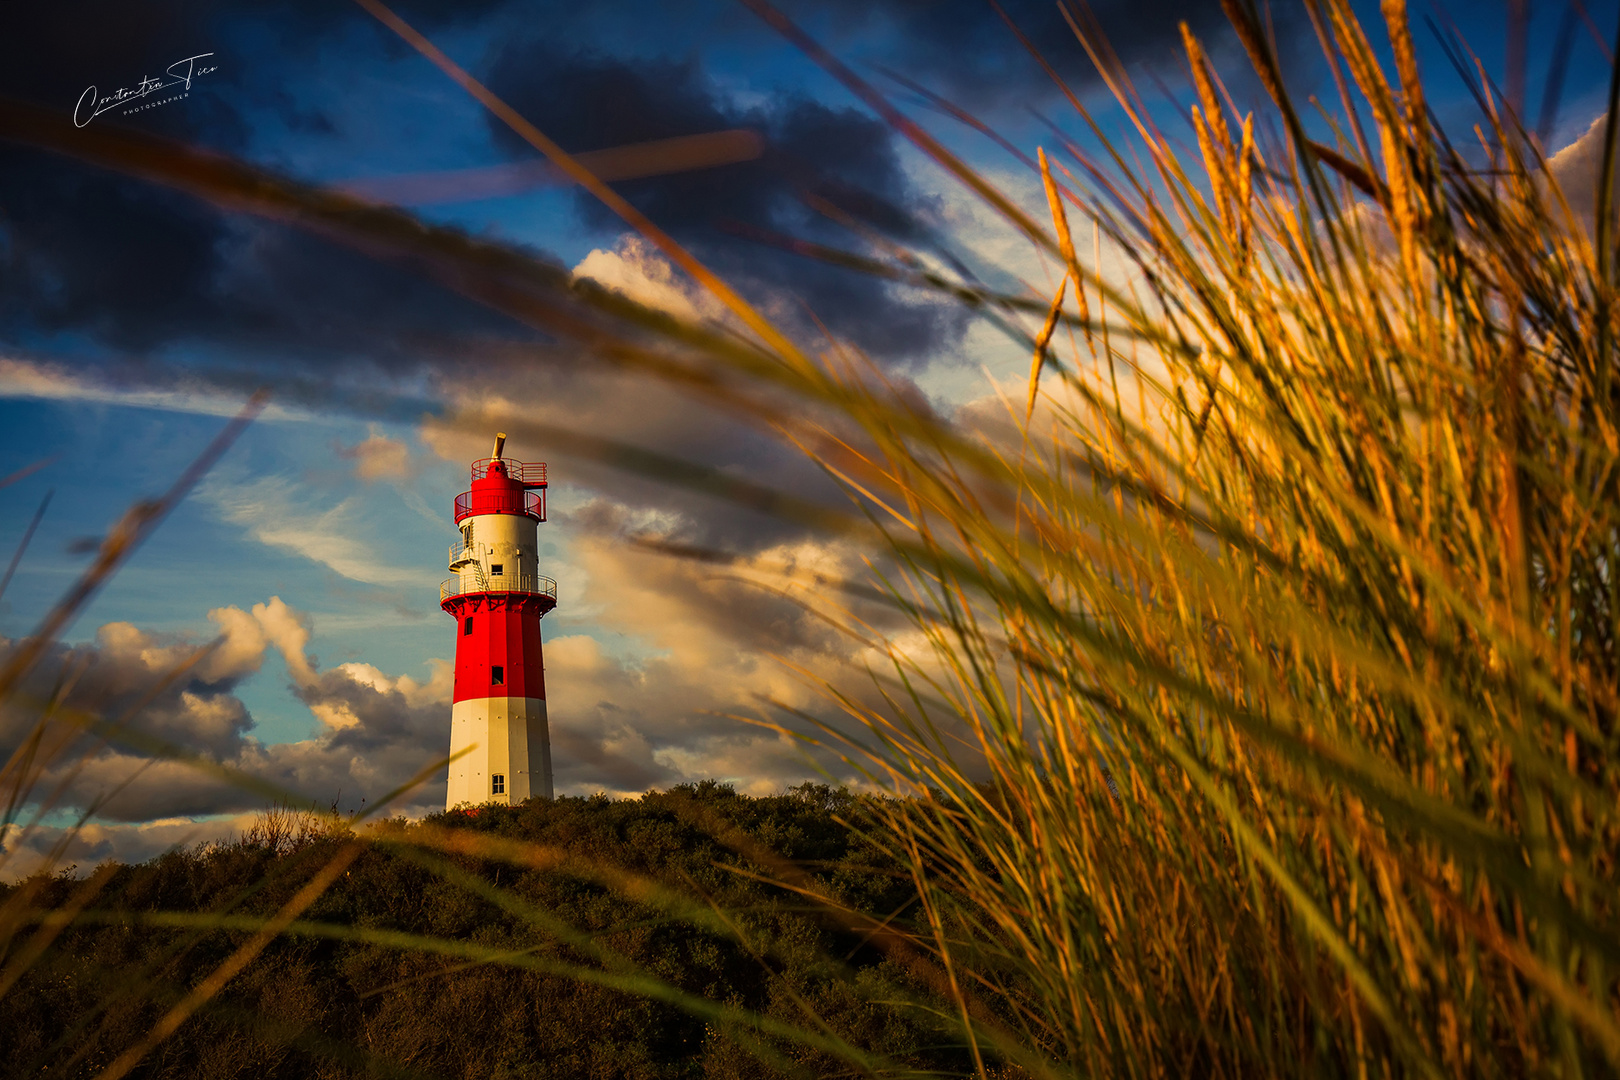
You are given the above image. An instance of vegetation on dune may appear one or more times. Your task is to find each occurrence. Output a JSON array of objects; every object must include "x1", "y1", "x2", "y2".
[
  {"x1": 1, "y1": 0, "x2": 1618, "y2": 1076},
  {"x1": 2, "y1": 785, "x2": 976, "y2": 1079}
]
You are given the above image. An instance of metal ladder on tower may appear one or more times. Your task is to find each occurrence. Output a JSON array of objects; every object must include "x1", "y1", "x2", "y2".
[{"x1": 448, "y1": 540, "x2": 490, "y2": 592}]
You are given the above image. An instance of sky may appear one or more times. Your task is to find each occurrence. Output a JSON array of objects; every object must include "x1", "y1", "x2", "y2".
[{"x1": 1, "y1": 0, "x2": 1614, "y2": 873}]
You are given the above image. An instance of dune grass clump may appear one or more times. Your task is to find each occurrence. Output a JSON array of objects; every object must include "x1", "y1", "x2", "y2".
[{"x1": 786, "y1": 2, "x2": 1620, "y2": 1076}]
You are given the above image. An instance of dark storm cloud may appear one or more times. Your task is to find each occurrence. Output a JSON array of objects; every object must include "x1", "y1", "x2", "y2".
[
  {"x1": 483, "y1": 42, "x2": 970, "y2": 366},
  {"x1": 0, "y1": 149, "x2": 529, "y2": 364},
  {"x1": 0, "y1": 0, "x2": 541, "y2": 375},
  {"x1": 0, "y1": 153, "x2": 225, "y2": 352},
  {"x1": 0, "y1": 0, "x2": 515, "y2": 143},
  {"x1": 802, "y1": 0, "x2": 1270, "y2": 111},
  {"x1": 0, "y1": 0, "x2": 973, "y2": 383}
]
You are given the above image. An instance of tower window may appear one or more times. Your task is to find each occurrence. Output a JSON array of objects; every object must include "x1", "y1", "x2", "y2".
[
  {"x1": 463, "y1": 616, "x2": 474, "y2": 636},
  {"x1": 491, "y1": 774, "x2": 505, "y2": 795},
  {"x1": 490, "y1": 563, "x2": 504, "y2": 576},
  {"x1": 491, "y1": 666, "x2": 504, "y2": 685}
]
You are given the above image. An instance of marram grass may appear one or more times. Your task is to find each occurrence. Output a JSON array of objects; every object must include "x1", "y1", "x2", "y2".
[
  {"x1": 1, "y1": 0, "x2": 1618, "y2": 1076},
  {"x1": 787, "y1": 1, "x2": 1620, "y2": 1076}
]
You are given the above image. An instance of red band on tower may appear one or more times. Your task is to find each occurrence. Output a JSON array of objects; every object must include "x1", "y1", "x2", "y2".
[{"x1": 444, "y1": 593, "x2": 549, "y2": 702}]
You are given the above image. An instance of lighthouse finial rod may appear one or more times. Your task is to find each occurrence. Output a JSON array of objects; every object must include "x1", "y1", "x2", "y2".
[{"x1": 491, "y1": 432, "x2": 507, "y2": 461}]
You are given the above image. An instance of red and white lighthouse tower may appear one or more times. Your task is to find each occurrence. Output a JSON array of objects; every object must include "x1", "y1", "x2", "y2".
[{"x1": 440, "y1": 433, "x2": 556, "y2": 808}]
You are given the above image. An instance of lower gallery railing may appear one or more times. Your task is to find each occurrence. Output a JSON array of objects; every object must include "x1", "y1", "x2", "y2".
[{"x1": 439, "y1": 573, "x2": 557, "y2": 603}]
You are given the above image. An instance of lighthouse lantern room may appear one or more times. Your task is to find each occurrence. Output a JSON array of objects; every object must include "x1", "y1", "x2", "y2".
[{"x1": 440, "y1": 433, "x2": 556, "y2": 808}]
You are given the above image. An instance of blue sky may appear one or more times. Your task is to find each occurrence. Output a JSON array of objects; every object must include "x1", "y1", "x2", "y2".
[{"x1": 1, "y1": 0, "x2": 1615, "y2": 871}]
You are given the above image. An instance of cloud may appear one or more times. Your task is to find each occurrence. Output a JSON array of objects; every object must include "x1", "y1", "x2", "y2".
[
  {"x1": 0, "y1": 1, "x2": 543, "y2": 392},
  {"x1": 420, "y1": 363, "x2": 846, "y2": 555},
  {"x1": 1318, "y1": 112, "x2": 1614, "y2": 271},
  {"x1": 2, "y1": 816, "x2": 251, "y2": 881},
  {"x1": 1544, "y1": 112, "x2": 1620, "y2": 237},
  {"x1": 0, "y1": 0, "x2": 986, "y2": 411},
  {"x1": 204, "y1": 474, "x2": 424, "y2": 587},
  {"x1": 0, "y1": 357, "x2": 309, "y2": 420},
  {"x1": 0, "y1": 594, "x2": 447, "y2": 834},
  {"x1": 340, "y1": 428, "x2": 414, "y2": 482},
  {"x1": 251, "y1": 596, "x2": 319, "y2": 687},
  {"x1": 574, "y1": 236, "x2": 728, "y2": 324},
  {"x1": 0, "y1": 596, "x2": 321, "y2": 768},
  {"x1": 483, "y1": 42, "x2": 970, "y2": 366},
  {"x1": 800, "y1": 0, "x2": 1250, "y2": 112},
  {"x1": 0, "y1": 0, "x2": 510, "y2": 128},
  {"x1": 94, "y1": 603, "x2": 268, "y2": 687},
  {"x1": 2, "y1": 500, "x2": 900, "y2": 863},
  {"x1": 0, "y1": 0, "x2": 1294, "y2": 416},
  {"x1": 0, "y1": 153, "x2": 538, "y2": 399},
  {"x1": 516, "y1": 500, "x2": 913, "y2": 796}
]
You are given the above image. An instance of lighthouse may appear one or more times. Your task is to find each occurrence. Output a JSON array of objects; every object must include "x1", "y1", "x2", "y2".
[{"x1": 440, "y1": 433, "x2": 556, "y2": 808}]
